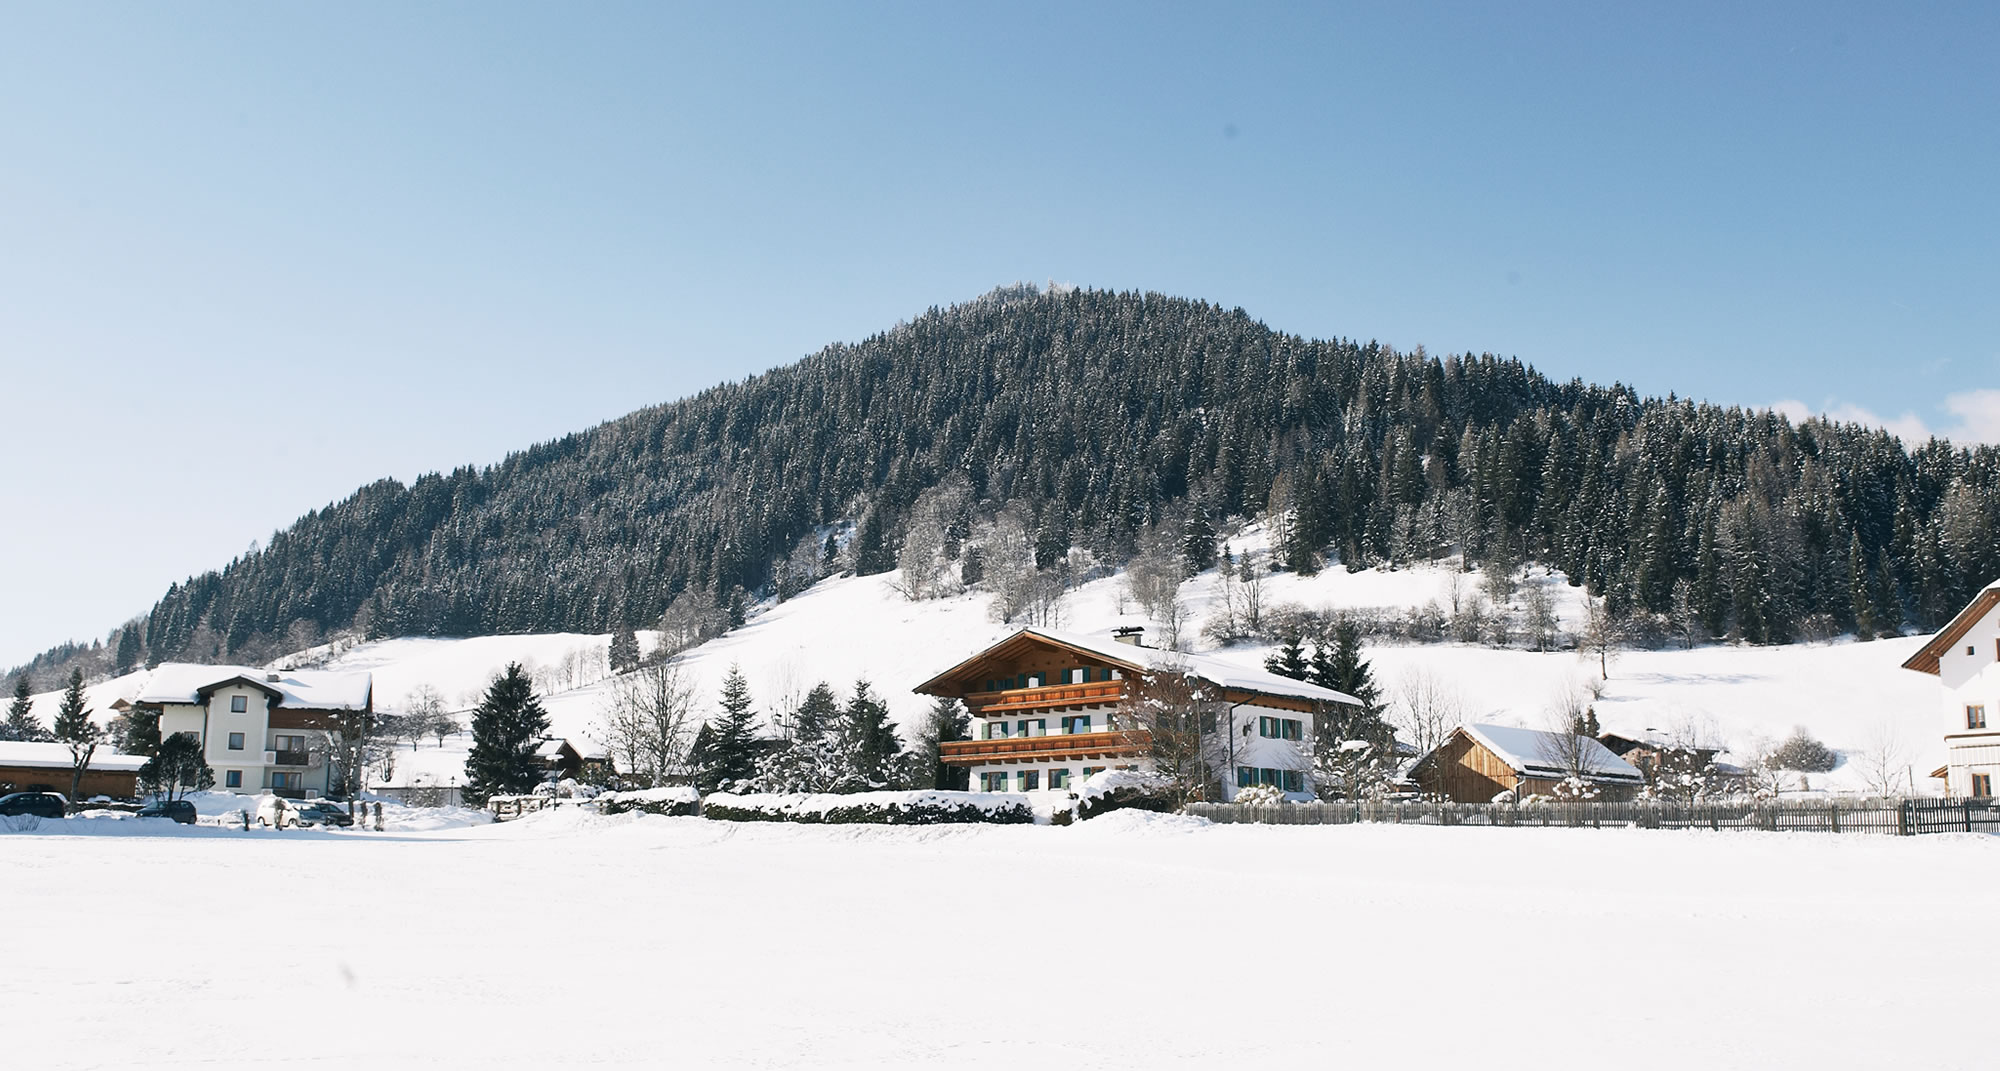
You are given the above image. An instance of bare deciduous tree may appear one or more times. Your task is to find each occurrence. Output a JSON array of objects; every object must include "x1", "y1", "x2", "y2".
[
  {"x1": 1112, "y1": 657, "x2": 1227, "y2": 805},
  {"x1": 1392, "y1": 668, "x2": 1462, "y2": 799},
  {"x1": 596, "y1": 659, "x2": 700, "y2": 788},
  {"x1": 1856, "y1": 721, "x2": 1912, "y2": 798}
]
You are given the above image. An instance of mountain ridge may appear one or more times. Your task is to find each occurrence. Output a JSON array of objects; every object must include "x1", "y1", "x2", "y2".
[{"x1": 9, "y1": 284, "x2": 1997, "y2": 686}]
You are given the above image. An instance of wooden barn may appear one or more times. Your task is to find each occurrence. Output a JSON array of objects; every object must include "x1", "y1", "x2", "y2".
[
  {"x1": 1410, "y1": 723, "x2": 1645, "y2": 802},
  {"x1": 0, "y1": 742, "x2": 148, "y2": 799}
]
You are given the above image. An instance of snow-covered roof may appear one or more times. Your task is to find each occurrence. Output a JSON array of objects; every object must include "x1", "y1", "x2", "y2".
[
  {"x1": 1011, "y1": 628, "x2": 1363, "y2": 707},
  {"x1": 0, "y1": 742, "x2": 149, "y2": 772},
  {"x1": 135, "y1": 663, "x2": 372, "y2": 711},
  {"x1": 1902, "y1": 577, "x2": 2000, "y2": 676},
  {"x1": 1461, "y1": 723, "x2": 1644, "y2": 783}
]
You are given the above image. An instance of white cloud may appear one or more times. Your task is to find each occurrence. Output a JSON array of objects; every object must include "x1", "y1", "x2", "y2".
[{"x1": 1765, "y1": 392, "x2": 2000, "y2": 447}]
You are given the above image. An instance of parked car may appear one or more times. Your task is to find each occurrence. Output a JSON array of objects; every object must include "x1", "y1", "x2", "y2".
[
  {"x1": 135, "y1": 799, "x2": 198, "y2": 825},
  {"x1": 255, "y1": 796, "x2": 299, "y2": 828},
  {"x1": 0, "y1": 792, "x2": 70, "y2": 819},
  {"x1": 293, "y1": 801, "x2": 355, "y2": 828}
]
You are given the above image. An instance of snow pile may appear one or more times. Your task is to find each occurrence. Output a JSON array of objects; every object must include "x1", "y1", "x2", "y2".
[{"x1": 702, "y1": 789, "x2": 1031, "y2": 825}]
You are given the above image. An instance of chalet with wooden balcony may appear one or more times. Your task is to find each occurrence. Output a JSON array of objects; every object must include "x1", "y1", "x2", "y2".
[
  {"x1": 1904, "y1": 578, "x2": 2000, "y2": 798},
  {"x1": 914, "y1": 627, "x2": 1361, "y2": 801},
  {"x1": 131, "y1": 664, "x2": 373, "y2": 799}
]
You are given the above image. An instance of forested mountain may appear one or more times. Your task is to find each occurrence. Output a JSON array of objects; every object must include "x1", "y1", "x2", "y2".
[{"x1": 13, "y1": 284, "x2": 2000, "y2": 683}]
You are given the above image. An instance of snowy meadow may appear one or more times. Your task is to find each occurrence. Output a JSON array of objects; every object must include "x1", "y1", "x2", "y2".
[{"x1": 9, "y1": 811, "x2": 1996, "y2": 1070}]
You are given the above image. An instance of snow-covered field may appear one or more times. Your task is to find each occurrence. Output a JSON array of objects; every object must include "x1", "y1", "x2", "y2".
[
  {"x1": 7, "y1": 812, "x2": 1996, "y2": 1070},
  {"x1": 32, "y1": 523, "x2": 1948, "y2": 796}
]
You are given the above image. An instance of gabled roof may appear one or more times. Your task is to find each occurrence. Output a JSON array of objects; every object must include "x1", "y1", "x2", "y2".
[
  {"x1": 135, "y1": 663, "x2": 373, "y2": 711},
  {"x1": 1459, "y1": 723, "x2": 1644, "y2": 784},
  {"x1": 914, "y1": 628, "x2": 1363, "y2": 707},
  {"x1": 1901, "y1": 579, "x2": 2000, "y2": 676}
]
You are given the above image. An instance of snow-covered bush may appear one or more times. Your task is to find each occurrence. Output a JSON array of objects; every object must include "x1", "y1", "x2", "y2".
[
  {"x1": 702, "y1": 790, "x2": 1031, "y2": 825},
  {"x1": 1546, "y1": 776, "x2": 1600, "y2": 801},
  {"x1": 1771, "y1": 728, "x2": 1838, "y2": 773},
  {"x1": 598, "y1": 786, "x2": 701, "y2": 817},
  {"x1": 1234, "y1": 784, "x2": 1287, "y2": 806},
  {"x1": 531, "y1": 778, "x2": 601, "y2": 799},
  {"x1": 1074, "y1": 770, "x2": 1178, "y2": 822}
]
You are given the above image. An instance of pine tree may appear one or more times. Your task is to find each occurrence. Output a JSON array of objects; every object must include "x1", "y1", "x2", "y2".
[
  {"x1": 138, "y1": 731, "x2": 213, "y2": 801},
  {"x1": 53, "y1": 668, "x2": 99, "y2": 803},
  {"x1": 699, "y1": 664, "x2": 761, "y2": 792},
  {"x1": 114, "y1": 627, "x2": 141, "y2": 675},
  {"x1": 608, "y1": 625, "x2": 641, "y2": 674},
  {"x1": 3, "y1": 675, "x2": 47, "y2": 743},
  {"x1": 753, "y1": 681, "x2": 843, "y2": 793},
  {"x1": 463, "y1": 663, "x2": 551, "y2": 806},
  {"x1": 1320, "y1": 617, "x2": 1381, "y2": 716},
  {"x1": 837, "y1": 681, "x2": 902, "y2": 791},
  {"x1": 854, "y1": 509, "x2": 896, "y2": 576},
  {"x1": 1263, "y1": 633, "x2": 1310, "y2": 681}
]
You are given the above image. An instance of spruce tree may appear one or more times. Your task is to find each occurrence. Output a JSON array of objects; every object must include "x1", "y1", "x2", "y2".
[
  {"x1": 463, "y1": 663, "x2": 551, "y2": 806},
  {"x1": 1264, "y1": 633, "x2": 1310, "y2": 681},
  {"x1": 608, "y1": 625, "x2": 641, "y2": 674},
  {"x1": 838, "y1": 680, "x2": 902, "y2": 791},
  {"x1": 114, "y1": 628, "x2": 142, "y2": 675},
  {"x1": 53, "y1": 668, "x2": 99, "y2": 803},
  {"x1": 700, "y1": 664, "x2": 760, "y2": 792},
  {"x1": 3, "y1": 675, "x2": 47, "y2": 743},
  {"x1": 1321, "y1": 617, "x2": 1381, "y2": 716}
]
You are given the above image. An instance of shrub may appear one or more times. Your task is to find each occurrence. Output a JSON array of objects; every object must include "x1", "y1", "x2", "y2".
[
  {"x1": 1771, "y1": 728, "x2": 1838, "y2": 773},
  {"x1": 701, "y1": 790, "x2": 1031, "y2": 825},
  {"x1": 598, "y1": 786, "x2": 701, "y2": 817},
  {"x1": 1074, "y1": 770, "x2": 1178, "y2": 821}
]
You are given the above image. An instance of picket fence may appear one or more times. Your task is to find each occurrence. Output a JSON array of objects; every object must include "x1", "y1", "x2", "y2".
[{"x1": 1183, "y1": 797, "x2": 2000, "y2": 836}]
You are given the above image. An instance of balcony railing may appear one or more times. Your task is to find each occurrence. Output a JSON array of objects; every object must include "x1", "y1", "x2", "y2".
[
  {"x1": 966, "y1": 680, "x2": 1126, "y2": 713},
  {"x1": 940, "y1": 729, "x2": 1152, "y2": 766},
  {"x1": 271, "y1": 750, "x2": 310, "y2": 767}
]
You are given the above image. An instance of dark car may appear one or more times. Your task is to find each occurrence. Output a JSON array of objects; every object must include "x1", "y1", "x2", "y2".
[
  {"x1": 0, "y1": 792, "x2": 69, "y2": 819},
  {"x1": 135, "y1": 799, "x2": 198, "y2": 824},
  {"x1": 293, "y1": 801, "x2": 355, "y2": 828}
]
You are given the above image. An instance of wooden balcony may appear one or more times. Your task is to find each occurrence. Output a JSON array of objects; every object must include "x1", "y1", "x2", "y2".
[
  {"x1": 967, "y1": 680, "x2": 1127, "y2": 714},
  {"x1": 940, "y1": 729, "x2": 1152, "y2": 766}
]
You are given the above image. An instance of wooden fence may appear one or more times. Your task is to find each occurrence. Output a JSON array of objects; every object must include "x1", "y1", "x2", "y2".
[{"x1": 1184, "y1": 797, "x2": 2000, "y2": 836}]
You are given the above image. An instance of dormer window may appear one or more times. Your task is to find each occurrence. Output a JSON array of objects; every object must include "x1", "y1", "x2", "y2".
[{"x1": 230, "y1": 695, "x2": 247, "y2": 713}]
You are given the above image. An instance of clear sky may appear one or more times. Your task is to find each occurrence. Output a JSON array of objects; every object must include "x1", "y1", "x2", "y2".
[{"x1": 2, "y1": 2, "x2": 1995, "y2": 668}]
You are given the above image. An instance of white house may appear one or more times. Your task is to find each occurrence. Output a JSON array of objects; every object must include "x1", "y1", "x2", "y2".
[
  {"x1": 1902, "y1": 579, "x2": 2000, "y2": 798},
  {"x1": 131, "y1": 664, "x2": 373, "y2": 798},
  {"x1": 914, "y1": 627, "x2": 1361, "y2": 802}
]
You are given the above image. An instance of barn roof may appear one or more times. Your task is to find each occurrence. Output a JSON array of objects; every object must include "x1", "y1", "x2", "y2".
[
  {"x1": 0, "y1": 742, "x2": 149, "y2": 772},
  {"x1": 135, "y1": 663, "x2": 373, "y2": 711},
  {"x1": 1461, "y1": 723, "x2": 1644, "y2": 784}
]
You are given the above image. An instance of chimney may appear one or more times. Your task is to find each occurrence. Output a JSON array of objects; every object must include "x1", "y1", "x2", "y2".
[
  {"x1": 267, "y1": 673, "x2": 282, "y2": 682},
  {"x1": 1112, "y1": 626, "x2": 1145, "y2": 647}
]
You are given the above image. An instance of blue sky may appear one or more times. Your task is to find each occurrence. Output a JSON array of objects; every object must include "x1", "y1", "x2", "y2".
[{"x1": 1, "y1": 2, "x2": 1995, "y2": 667}]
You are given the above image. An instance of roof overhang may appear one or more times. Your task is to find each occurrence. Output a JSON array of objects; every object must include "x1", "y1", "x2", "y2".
[
  {"x1": 912, "y1": 630, "x2": 1144, "y2": 697},
  {"x1": 1901, "y1": 585, "x2": 2000, "y2": 676}
]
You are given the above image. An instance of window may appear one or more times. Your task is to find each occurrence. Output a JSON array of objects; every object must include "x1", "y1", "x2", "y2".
[
  {"x1": 1082, "y1": 766, "x2": 1105, "y2": 778},
  {"x1": 1970, "y1": 705, "x2": 1988, "y2": 731},
  {"x1": 1257, "y1": 717, "x2": 1303, "y2": 740},
  {"x1": 1018, "y1": 770, "x2": 1040, "y2": 791},
  {"x1": 1971, "y1": 646, "x2": 1979, "y2": 657},
  {"x1": 1048, "y1": 769, "x2": 1070, "y2": 790},
  {"x1": 224, "y1": 770, "x2": 242, "y2": 788},
  {"x1": 979, "y1": 772, "x2": 1008, "y2": 792},
  {"x1": 227, "y1": 732, "x2": 244, "y2": 750},
  {"x1": 1283, "y1": 770, "x2": 1304, "y2": 793},
  {"x1": 1974, "y1": 773, "x2": 1994, "y2": 798},
  {"x1": 274, "y1": 734, "x2": 305, "y2": 752},
  {"x1": 1237, "y1": 766, "x2": 1255, "y2": 788},
  {"x1": 229, "y1": 695, "x2": 248, "y2": 713},
  {"x1": 985, "y1": 721, "x2": 1005, "y2": 740},
  {"x1": 1060, "y1": 715, "x2": 1093, "y2": 734},
  {"x1": 271, "y1": 772, "x2": 299, "y2": 790},
  {"x1": 1017, "y1": 719, "x2": 1045, "y2": 737}
]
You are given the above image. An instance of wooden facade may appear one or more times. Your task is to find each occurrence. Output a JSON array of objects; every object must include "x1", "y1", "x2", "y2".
[
  {"x1": 0, "y1": 762, "x2": 141, "y2": 798},
  {"x1": 1410, "y1": 728, "x2": 1643, "y2": 803}
]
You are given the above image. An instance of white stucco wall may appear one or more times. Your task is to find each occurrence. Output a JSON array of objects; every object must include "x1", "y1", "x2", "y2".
[
  {"x1": 967, "y1": 699, "x2": 1316, "y2": 801},
  {"x1": 1939, "y1": 601, "x2": 2000, "y2": 796}
]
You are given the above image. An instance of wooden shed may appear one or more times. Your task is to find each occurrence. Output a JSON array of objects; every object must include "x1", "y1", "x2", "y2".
[{"x1": 1409, "y1": 724, "x2": 1645, "y2": 803}]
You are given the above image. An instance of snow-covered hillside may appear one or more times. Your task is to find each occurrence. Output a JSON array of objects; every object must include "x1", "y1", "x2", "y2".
[{"x1": 34, "y1": 525, "x2": 1946, "y2": 795}]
